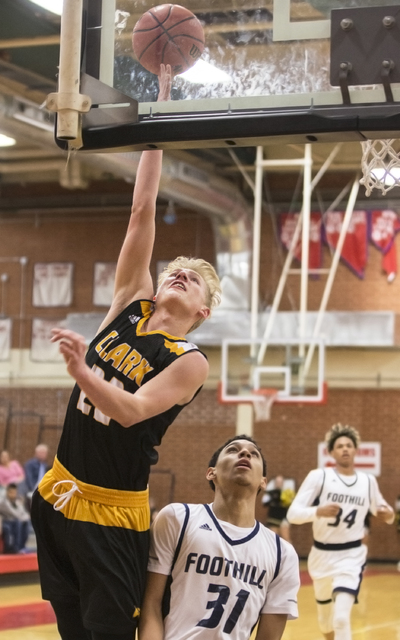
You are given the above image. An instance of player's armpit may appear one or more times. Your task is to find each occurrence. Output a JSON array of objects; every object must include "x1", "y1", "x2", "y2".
[
  {"x1": 254, "y1": 613, "x2": 288, "y2": 640},
  {"x1": 139, "y1": 571, "x2": 169, "y2": 640}
]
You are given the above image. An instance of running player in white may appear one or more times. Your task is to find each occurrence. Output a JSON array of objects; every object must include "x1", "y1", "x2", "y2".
[
  {"x1": 287, "y1": 423, "x2": 394, "y2": 640},
  {"x1": 139, "y1": 435, "x2": 300, "y2": 640}
]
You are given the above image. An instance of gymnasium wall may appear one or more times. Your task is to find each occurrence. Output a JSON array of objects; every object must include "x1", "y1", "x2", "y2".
[
  {"x1": 0, "y1": 385, "x2": 398, "y2": 561},
  {"x1": 0, "y1": 182, "x2": 400, "y2": 561}
]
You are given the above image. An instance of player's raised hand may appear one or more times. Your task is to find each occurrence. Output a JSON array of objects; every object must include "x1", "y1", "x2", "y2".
[
  {"x1": 51, "y1": 328, "x2": 88, "y2": 380},
  {"x1": 316, "y1": 504, "x2": 342, "y2": 518},
  {"x1": 157, "y1": 63, "x2": 172, "y2": 102}
]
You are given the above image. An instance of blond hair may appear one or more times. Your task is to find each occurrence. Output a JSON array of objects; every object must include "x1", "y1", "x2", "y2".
[
  {"x1": 325, "y1": 423, "x2": 361, "y2": 453},
  {"x1": 157, "y1": 256, "x2": 221, "y2": 332}
]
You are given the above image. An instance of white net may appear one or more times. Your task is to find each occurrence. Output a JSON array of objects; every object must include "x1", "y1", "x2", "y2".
[
  {"x1": 252, "y1": 391, "x2": 277, "y2": 422},
  {"x1": 360, "y1": 139, "x2": 400, "y2": 197}
]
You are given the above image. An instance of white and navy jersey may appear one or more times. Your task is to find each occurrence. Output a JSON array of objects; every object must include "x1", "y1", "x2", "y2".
[
  {"x1": 148, "y1": 503, "x2": 300, "y2": 640},
  {"x1": 287, "y1": 468, "x2": 391, "y2": 548}
]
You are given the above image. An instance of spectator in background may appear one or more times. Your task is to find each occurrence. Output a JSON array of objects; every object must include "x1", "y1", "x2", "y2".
[
  {"x1": 0, "y1": 483, "x2": 30, "y2": 553},
  {"x1": 0, "y1": 450, "x2": 25, "y2": 497},
  {"x1": 262, "y1": 474, "x2": 296, "y2": 543},
  {"x1": 24, "y1": 444, "x2": 51, "y2": 500}
]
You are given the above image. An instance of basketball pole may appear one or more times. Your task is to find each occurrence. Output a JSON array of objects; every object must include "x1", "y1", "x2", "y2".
[{"x1": 46, "y1": 0, "x2": 91, "y2": 145}]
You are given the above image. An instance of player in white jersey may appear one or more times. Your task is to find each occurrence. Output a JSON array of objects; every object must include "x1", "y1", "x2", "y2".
[
  {"x1": 139, "y1": 435, "x2": 300, "y2": 640},
  {"x1": 287, "y1": 423, "x2": 394, "y2": 640}
]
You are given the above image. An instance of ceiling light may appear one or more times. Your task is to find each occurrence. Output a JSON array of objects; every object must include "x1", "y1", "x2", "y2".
[
  {"x1": 29, "y1": 0, "x2": 63, "y2": 15},
  {"x1": 180, "y1": 60, "x2": 232, "y2": 84},
  {"x1": 371, "y1": 167, "x2": 400, "y2": 186},
  {"x1": 0, "y1": 134, "x2": 16, "y2": 147}
]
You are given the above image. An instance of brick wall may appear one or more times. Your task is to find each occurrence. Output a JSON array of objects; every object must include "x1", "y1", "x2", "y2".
[{"x1": 2, "y1": 386, "x2": 397, "y2": 560}]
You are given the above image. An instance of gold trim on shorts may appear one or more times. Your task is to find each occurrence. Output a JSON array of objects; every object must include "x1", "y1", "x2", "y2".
[{"x1": 38, "y1": 456, "x2": 150, "y2": 531}]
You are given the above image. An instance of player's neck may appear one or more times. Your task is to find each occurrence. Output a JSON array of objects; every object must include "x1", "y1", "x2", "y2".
[
  {"x1": 335, "y1": 463, "x2": 355, "y2": 476},
  {"x1": 212, "y1": 491, "x2": 256, "y2": 528},
  {"x1": 145, "y1": 306, "x2": 191, "y2": 337}
]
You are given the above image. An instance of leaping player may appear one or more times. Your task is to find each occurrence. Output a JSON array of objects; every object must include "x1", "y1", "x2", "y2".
[
  {"x1": 139, "y1": 436, "x2": 300, "y2": 640},
  {"x1": 30, "y1": 65, "x2": 222, "y2": 640},
  {"x1": 287, "y1": 423, "x2": 394, "y2": 640}
]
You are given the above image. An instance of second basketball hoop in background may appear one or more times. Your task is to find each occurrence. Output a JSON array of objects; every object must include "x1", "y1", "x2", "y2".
[{"x1": 132, "y1": 4, "x2": 205, "y2": 76}]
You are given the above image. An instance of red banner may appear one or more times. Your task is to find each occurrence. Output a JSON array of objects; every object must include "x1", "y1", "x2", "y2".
[
  {"x1": 370, "y1": 209, "x2": 400, "y2": 281},
  {"x1": 324, "y1": 210, "x2": 368, "y2": 279},
  {"x1": 280, "y1": 213, "x2": 322, "y2": 270}
]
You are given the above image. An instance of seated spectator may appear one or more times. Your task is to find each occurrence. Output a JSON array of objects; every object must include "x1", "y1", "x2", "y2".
[
  {"x1": 0, "y1": 450, "x2": 25, "y2": 497},
  {"x1": 0, "y1": 483, "x2": 30, "y2": 554},
  {"x1": 24, "y1": 444, "x2": 51, "y2": 501},
  {"x1": 261, "y1": 474, "x2": 296, "y2": 543}
]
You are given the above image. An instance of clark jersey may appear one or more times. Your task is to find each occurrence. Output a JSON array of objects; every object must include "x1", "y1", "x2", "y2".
[
  {"x1": 57, "y1": 300, "x2": 206, "y2": 491},
  {"x1": 148, "y1": 503, "x2": 300, "y2": 640},
  {"x1": 287, "y1": 468, "x2": 390, "y2": 545}
]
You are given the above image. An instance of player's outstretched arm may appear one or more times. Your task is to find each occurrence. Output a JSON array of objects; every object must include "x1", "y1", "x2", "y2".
[
  {"x1": 255, "y1": 614, "x2": 288, "y2": 640},
  {"x1": 51, "y1": 328, "x2": 208, "y2": 426},
  {"x1": 98, "y1": 64, "x2": 172, "y2": 333},
  {"x1": 139, "y1": 571, "x2": 169, "y2": 640}
]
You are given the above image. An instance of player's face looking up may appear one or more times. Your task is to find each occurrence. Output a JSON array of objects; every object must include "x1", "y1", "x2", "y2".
[
  {"x1": 156, "y1": 269, "x2": 210, "y2": 315},
  {"x1": 330, "y1": 436, "x2": 357, "y2": 470},
  {"x1": 207, "y1": 439, "x2": 267, "y2": 493}
]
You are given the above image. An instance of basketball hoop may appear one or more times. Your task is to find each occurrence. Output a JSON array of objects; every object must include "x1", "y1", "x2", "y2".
[
  {"x1": 252, "y1": 389, "x2": 278, "y2": 422},
  {"x1": 360, "y1": 139, "x2": 400, "y2": 196}
]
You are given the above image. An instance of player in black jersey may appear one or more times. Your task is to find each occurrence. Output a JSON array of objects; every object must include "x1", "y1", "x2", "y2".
[{"x1": 30, "y1": 65, "x2": 221, "y2": 640}]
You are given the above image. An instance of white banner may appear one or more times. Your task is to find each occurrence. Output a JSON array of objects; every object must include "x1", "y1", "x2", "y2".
[
  {"x1": 93, "y1": 262, "x2": 116, "y2": 306},
  {"x1": 318, "y1": 442, "x2": 381, "y2": 476},
  {"x1": 0, "y1": 318, "x2": 11, "y2": 361},
  {"x1": 31, "y1": 318, "x2": 66, "y2": 362},
  {"x1": 33, "y1": 263, "x2": 73, "y2": 307}
]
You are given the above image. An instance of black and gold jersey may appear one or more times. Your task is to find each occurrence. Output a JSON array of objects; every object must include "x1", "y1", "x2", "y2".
[{"x1": 56, "y1": 299, "x2": 206, "y2": 491}]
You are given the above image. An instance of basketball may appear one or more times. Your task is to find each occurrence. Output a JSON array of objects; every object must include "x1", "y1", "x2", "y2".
[{"x1": 132, "y1": 4, "x2": 205, "y2": 76}]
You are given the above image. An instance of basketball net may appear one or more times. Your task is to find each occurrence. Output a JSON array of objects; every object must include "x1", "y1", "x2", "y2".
[
  {"x1": 360, "y1": 139, "x2": 400, "y2": 196},
  {"x1": 252, "y1": 389, "x2": 278, "y2": 422}
]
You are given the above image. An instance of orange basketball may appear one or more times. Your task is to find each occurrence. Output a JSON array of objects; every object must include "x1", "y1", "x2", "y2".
[{"x1": 132, "y1": 4, "x2": 205, "y2": 76}]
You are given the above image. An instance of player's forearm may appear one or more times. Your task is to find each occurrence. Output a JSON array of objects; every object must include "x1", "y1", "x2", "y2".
[
  {"x1": 131, "y1": 150, "x2": 163, "y2": 211},
  {"x1": 286, "y1": 501, "x2": 317, "y2": 524},
  {"x1": 138, "y1": 609, "x2": 165, "y2": 640},
  {"x1": 74, "y1": 364, "x2": 146, "y2": 427}
]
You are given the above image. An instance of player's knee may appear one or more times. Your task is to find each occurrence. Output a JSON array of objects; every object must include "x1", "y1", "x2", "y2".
[{"x1": 333, "y1": 610, "x2": 351, "y2": 632}]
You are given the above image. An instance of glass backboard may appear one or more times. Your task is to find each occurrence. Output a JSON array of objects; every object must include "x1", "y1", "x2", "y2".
[{"x1": 64, "y1": 0, "x2": 400, "y2": 151}]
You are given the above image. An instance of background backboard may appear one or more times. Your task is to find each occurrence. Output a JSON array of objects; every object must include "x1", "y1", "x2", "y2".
[{"x1": 59, "y1": 0, "x2": 400, "y2": 151}]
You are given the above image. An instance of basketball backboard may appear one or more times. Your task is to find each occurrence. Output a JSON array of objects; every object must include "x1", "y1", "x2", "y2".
[
  {"x1": 56, "y1": 1, "x2": 400, "y2": 151},
  {"x1": 219, "y1": 337, "x2": 326, "y2": 405}
]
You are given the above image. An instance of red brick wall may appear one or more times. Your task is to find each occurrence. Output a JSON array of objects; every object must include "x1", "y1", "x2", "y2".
[{"x1": 1, "y1": 386, "x2": 399, "y2": 560}]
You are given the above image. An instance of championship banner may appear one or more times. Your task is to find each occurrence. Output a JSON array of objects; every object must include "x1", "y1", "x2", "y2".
[
  {"x1": 0, "y1": 318, "x2": 11, "y2": 361},
  {"x1": 323, "y1": 210, "x2": 368, "y2": 279},
  {"x1": 31, "y1": 318, "x2": 66, "y2": 362},
  {"x1": 318, "y1": 442, "x2": 381, "y2": 476},
  {"x1": 370, "y1": 209, "x2": 400, "y2": 281},
  {"x1": 33, "y1": 263, "x2": 73, "y2": 307},
  {"x1": 279, "y1": 212, "x2": 322, "y2": 270},
  {"x1": 93, "y1": 262, "x2": 117, "y2": 306}
]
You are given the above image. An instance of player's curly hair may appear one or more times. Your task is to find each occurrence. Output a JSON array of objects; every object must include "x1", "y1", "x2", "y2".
[
  {"x1": 157, "y1": 256, "x2": 222, "y2": 332},
  {"x1": 207, "y1": 435, "x2": 267, "y2": 492},
  {"x1": 325, "y1": 423, "x2": 361, "y2": 452}
]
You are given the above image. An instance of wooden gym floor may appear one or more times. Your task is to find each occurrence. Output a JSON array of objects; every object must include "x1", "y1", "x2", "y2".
[{"x1": 0, "y1": 563, "x2": 399, "y2": 639}]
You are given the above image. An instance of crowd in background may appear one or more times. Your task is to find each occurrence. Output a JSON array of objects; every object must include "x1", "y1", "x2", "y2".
[{"x1": 0, "y1": 444, "x2": 50, "y2": 554}]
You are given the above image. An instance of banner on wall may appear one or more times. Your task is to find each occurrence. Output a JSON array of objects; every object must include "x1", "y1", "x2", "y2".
[
  {"x1": 279, "y1": 212, "x2": 322, "y2": 269},
  {"x1": 31, "y1": 318, "x2": 66, "y2": 362},
  {"x1": 370, "y1": 209, "x2": 400, "y2": 281},
  {"x1": 318, "y1": 441, "x2": 381, "y2": 476},
  {"x1": 0, "y1": 318, "x2": 11, "y2": 361},
  {"x1": 33, "y1": 263, "x2": 73, "y2": 307},
  {"x1": 324, "y1": 210, "x2": 368, "y2": 279},
  {"x1": 93, "y1": 262, "x2": 117, "y2": 306}
]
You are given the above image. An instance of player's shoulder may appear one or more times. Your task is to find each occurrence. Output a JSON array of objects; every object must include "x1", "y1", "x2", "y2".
[{"x1": 156, "y1": 502, "x2": 203, "y2": 522}]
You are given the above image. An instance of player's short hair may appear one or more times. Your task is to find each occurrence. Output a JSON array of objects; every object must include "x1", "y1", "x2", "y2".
[
  {"x1": 325, "y1": 423, "x2": 361, "y2": 452},
  {"x1": 157, "y1": 256, "x2": 222, "y2": 332},
  {"x1": 207, "y1": 435, "x2": 267, "y2": 492}
]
